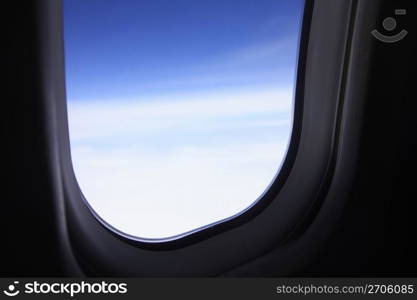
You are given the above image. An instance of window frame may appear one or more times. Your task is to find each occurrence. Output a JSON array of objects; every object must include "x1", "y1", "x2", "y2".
[{"x1": 39, "y1": 0, "x2": 372, "y2": 275}]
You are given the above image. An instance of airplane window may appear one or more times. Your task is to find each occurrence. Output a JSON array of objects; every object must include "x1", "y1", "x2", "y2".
[{"x1": 63, "y1": 0, "x2": 304, "y2": 240}]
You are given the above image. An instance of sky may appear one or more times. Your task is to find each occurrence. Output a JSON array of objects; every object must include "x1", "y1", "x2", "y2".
[{"x1": 63, "y1": 0, "x2": 304, "y2": 240}]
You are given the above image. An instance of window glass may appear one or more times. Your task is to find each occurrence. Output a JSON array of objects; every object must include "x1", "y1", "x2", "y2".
[{"x1": 64, "y1": 0, "x2": 304, "y2": 239}]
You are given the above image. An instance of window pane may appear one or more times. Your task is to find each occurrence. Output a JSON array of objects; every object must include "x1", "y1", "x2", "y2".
[{"x1": 64, "y1": 0, "x2": 303, "y2": 240}]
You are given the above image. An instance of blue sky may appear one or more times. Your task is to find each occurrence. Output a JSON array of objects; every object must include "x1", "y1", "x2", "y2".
[
  {"x1": 64, "y1": 0, "x2": 303, "y2": 100},
  {"x1": 64, "y1": 0, "x2": 304, "y2": 239}
]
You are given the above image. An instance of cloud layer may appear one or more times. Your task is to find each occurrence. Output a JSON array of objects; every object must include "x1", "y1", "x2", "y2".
[{"x1": 68, "y1": 87, "x2": 293, "y2": 239}]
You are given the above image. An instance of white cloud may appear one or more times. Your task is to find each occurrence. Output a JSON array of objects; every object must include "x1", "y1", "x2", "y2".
[
  {"x1": 224, "y1": 37, "x2": 297, "y2": 64},
  {"x1": 68, "y1": 87, "x2": 293, "y2": 239},
  {"x1": 69, "y1": 88, "x2": 292, "y2": 139}
]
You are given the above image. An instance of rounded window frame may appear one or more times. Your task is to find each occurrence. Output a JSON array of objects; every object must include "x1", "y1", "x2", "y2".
[{"x1": 43, "y1": 0, "x2": 366, "y2": 275}]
